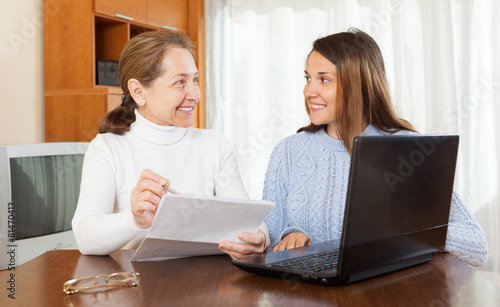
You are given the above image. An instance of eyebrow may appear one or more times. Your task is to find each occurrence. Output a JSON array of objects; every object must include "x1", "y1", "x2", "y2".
[
  {"x1": 304, "y1": 70, "x2": 336, "y2": 76},
  {"x1": 173, "y1": 72, "x2": 199, "y2": 78}
]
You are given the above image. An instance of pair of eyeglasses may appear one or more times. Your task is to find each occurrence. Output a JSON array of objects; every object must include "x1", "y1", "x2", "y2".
[{"x1": 63, "y1": 272, "x2": 140, "y2": 294}]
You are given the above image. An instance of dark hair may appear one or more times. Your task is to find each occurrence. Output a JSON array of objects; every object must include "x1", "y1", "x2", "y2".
[
  {"x1": 98, "y1": 30, "x2": 195, "y2": 135},
  {"x1": 298, "y1": 28, "x2": 416, "y2": 153}
]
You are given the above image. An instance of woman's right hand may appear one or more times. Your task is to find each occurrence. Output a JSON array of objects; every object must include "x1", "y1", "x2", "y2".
[{"x1": 130, "y1": 169, "x2": 170, "y2": 229}]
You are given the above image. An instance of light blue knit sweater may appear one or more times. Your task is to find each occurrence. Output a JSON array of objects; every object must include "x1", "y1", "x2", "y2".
[{"x1": 263, "y1": 125, "x2": 488, "y2": 266}]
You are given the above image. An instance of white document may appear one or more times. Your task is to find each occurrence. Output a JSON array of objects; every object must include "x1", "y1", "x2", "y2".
[{"x1": 131, "y1": 194, "x2": 275, "y2": 262}]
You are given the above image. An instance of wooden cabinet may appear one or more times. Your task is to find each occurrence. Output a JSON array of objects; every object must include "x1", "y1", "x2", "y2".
[
  {"x1": 147, "y1": 0, "x2": 188, "y2": 32},
  {"x1": 93, "y1": 0, "x2": 188, "y2": 31},
  {"x1": 45, "y1": 90, "x2": 107, "y2": 142},
  {"x1": 94, "y1": 16, "x2": 131, "y2": 62},
  {"x1": 43, "y1": 1, "x2": 94, "y2": 91},
  {"x1": 94, "y1": 0, "x2": 147, "y2": 24},
  {"x1": 43, "y1": 0, "x2": 205, "y2": 142}
]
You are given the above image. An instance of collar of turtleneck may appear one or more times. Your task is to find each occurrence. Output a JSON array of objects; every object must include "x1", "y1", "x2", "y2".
[{"x1": 129, "y1": 109, "x2": 187, "y2": 145}]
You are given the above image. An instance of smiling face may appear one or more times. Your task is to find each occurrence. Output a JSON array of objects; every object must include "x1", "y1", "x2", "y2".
[
  {"x1": 135, "y1": 47, "x2": 200, "y2": 127},
  {"x1": 303, "y1": 50, "x2": 340, "y2": 139}
]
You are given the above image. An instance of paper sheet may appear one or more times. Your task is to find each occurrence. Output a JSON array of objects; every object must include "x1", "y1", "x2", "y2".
[{"x1": 132, "y1": 194, "x2": 275, "y2": 262}]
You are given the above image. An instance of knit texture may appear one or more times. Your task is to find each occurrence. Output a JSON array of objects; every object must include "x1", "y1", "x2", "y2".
[{"x1": 263, "y1": 125, "x2": 488, "y2": 266}]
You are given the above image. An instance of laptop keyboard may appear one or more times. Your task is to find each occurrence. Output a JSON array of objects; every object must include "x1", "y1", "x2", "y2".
[{"x1": 269, "y1": 250, "x2": 339, "y2": 273}]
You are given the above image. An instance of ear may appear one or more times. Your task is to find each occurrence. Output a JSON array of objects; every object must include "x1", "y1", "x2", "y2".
[{"x1": 128, "y1": 78, "x2": 147, "y2": 107}]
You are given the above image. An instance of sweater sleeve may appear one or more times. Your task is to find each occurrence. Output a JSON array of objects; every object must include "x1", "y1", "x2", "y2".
[
  {"x1": 72, "y1": 135, "x2": 145, "y2": 255},
  {"x1": 263, "y1": 139, "x2": 296, "y2": 248},
  {"x1": 444, "y1": 191, "x2": 488, "y2": 266}
]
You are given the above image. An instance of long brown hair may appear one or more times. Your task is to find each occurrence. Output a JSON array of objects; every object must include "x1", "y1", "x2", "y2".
[
  {"x1": 298, "y1": 28, "x2": 416, "y2": 153},
  {"x1": 98, "y1": 30, "x2": 195, "y2": 135}
]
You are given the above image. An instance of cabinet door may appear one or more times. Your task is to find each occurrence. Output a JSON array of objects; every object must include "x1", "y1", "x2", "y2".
[
  {"x1": 45, "y1": 94, "x2": 106, "y2": 142},
  {"x1": 147, "y1": 0, "x2": 188, "y2": 32},
  {"x1": 94, "y1": 0, "x2": 147, "y2": 24},
  {"x1": 44, "y1": 0, "x2": 94, "y2": 90}
]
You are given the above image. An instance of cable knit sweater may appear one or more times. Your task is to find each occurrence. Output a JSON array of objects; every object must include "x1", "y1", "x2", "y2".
[{"x1": 263, "y1": 125, "x2": 488, "y2": 267}]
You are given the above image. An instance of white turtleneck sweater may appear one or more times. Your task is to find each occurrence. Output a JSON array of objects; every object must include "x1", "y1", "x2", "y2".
[{"x1": 72, "y1": 110, "x2": 255, "y2": 255}]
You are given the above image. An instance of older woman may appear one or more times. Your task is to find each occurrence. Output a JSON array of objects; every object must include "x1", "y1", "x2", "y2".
[{"x1": 73, "y1": 30, "x2": 267, "y2": 258}]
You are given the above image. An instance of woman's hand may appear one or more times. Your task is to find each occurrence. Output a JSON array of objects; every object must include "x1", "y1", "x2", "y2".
[
  {"x1": 130, "y1": 169, "x2": 170, "y2": 229},
  {"x1": 218, "y1": 230, "x2": 267, "y2": 259},
  {"x1": 272, "y1": 232, "x2": 311, "y2": 252}
]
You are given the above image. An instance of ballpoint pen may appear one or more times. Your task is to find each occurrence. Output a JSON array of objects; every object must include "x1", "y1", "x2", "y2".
[
  {"x1": 166, "y1": 186, "x2": 181, "y2": 194},
  {"x1": 159, "y1": 178, "x2": 180, "y2": 194}
]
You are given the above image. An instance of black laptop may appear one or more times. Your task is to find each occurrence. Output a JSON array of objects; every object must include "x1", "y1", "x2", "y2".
[{"x1": 233, "y1": 134, "x2": 459, "y2": 286}]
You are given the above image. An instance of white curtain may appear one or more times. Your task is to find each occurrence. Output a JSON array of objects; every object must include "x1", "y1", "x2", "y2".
[{"x1": 205, "y1": 0, "x2": 500, "y2": 278}]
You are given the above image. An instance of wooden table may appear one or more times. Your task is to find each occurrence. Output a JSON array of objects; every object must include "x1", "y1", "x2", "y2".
[{"x1": 1, "y1": 250, "x2": 499, "y2": 306}]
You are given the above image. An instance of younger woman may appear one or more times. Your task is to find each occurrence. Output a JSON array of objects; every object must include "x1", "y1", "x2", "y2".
[{"x1": 263, "y1": 28, "x2": 488, "y2": 266}]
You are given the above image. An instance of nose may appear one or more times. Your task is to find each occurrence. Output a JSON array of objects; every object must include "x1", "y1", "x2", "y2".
[
  {"x1": 185, "y1": 80, "x2": 201, "y2": 103},
  {"x1": 303, "y1": 81, "x2": 318, "y2": 99}
]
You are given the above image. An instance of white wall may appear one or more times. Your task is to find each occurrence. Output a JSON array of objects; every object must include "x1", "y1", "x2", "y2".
[{"x1": 0, "y1": 0, "x2": 44, "y2": 144}]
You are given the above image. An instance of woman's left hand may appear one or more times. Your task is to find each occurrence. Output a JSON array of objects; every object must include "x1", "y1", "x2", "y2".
[
  {"x1": 272, "y1": 232, "x2": 311, "y2": 252},
  {"x1": 218, "y1": 230, "x2": 266, "y2": 259}
]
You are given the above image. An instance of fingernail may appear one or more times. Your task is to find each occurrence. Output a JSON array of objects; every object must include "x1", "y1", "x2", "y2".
[{"x1": 159, "y1": 178, "x2": 166, "y2": 185}]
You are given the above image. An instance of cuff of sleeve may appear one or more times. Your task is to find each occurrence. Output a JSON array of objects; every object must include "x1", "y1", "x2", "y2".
[
  {"x1": 280, "y1": 227, "x2": 306, "y2": 239},
  {"x1": 271, "y1": 227, "x2": 307, "y2": 247},
  {"x1": 125, "y1": 210, "x2": 144, "y2": 231},
  {"x1": 259, "y1": 222, "x2": 270, "y2": 249}
]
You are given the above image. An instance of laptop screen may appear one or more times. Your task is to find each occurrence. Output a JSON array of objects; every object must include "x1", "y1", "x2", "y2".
[{"x1": 339, "y1": 135, "x2": 458, "y2": 275}]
